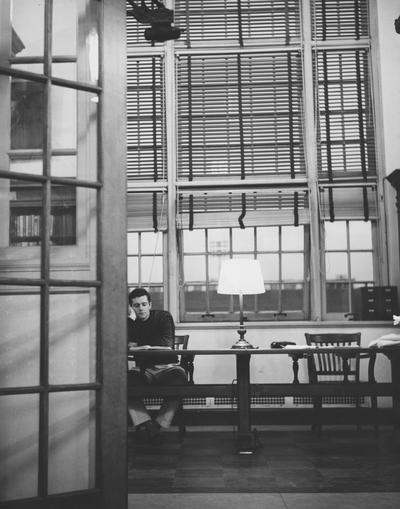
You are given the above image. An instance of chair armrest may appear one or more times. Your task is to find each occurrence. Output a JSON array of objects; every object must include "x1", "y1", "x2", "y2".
[{"x1": 180, "y1": 353, "x2": 195, "y2": 384}]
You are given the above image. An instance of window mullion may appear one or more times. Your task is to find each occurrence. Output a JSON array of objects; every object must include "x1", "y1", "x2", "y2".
[
  {"x1": 165, "y1": 43, "x2": 179, "y2": 319},
  {"x1": 38, "y1": 0, "x2": 54, "y2": 499},
  {"x1": 302, "y1": 0, "x2": 322, "y2": 320}
]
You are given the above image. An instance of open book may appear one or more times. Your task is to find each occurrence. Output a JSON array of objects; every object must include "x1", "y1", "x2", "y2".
[{"x1": 129, "y1": 345, "x2": 172, "y2": 351}]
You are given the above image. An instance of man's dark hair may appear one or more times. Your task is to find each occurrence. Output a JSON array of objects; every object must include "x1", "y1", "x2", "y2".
[{"x1": 129, "y1": 287, "x2": 151, "y2": 305}]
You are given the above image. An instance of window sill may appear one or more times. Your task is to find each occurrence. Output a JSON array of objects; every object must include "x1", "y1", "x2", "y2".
[{"x1": 176, "y1": 320, "x2": 394, "y2": 330}]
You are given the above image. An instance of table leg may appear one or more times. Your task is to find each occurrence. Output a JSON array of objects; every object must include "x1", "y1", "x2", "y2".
[
  {"x1": 236, "y1": 353, "x2": 253, "y2": 453},
  {"x1": 289, "y1": 354, "x2": 301, "y2": 384},
  {"x1": 389, "y1": 354, "x2": 400, "y2": 432}
]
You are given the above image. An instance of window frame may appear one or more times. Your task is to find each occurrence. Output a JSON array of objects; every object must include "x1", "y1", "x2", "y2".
[{"x1": 125, "y1": 0, "x2": 391, "y2": 324}]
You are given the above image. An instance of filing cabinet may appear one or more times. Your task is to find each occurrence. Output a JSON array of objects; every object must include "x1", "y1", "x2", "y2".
[{"x1": 352, "y1": 286, "x2": 398, "y2": 320}]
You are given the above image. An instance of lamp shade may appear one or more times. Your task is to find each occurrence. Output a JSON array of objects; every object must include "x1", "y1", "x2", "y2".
[{"x1": 217, "y1": 259, "x2": 265, "y2": 295}]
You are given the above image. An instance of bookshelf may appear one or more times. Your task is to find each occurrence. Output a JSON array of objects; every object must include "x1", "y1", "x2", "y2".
[{"x1": 9, "y1": 182, "x2": 76, "y2": 246}]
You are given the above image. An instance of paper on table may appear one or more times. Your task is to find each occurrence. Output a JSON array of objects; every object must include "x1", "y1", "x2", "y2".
[
  {"x1": 368, "y1": 333, "x2": 400, "y2": 348},
  {"x1": 282, "y1": 345, "x2": 313, "y2": 349}
]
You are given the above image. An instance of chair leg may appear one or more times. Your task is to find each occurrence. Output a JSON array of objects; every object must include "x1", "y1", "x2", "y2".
[
  {"x1": 356, "y1": 396, "x2": 361, "y2": 431},
  {"x1": 312, "y1": 397, "x2": 322, "y2": 434},
  {"x1": 371, "y1": 395, "x2": 379, "y2": 434}
]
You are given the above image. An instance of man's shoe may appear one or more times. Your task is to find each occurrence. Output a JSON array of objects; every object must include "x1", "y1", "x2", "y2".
[
  {"x1": 147, "y1": 420, "x2": 163, "y2": 444},
  {"x1": 135, "y1": 420, "x2": 152, "y2": 443},
  {"x1": 136, "y1": 419, "x2": 162, "y2": 444}
]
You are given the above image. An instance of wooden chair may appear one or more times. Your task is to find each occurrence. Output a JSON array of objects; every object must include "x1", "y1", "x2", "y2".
[
  {"x1": 173, "y1": 334, "x2": 194, "y2": 440},
  {"x1": 304, "y1": 332, "x2": 376, "y2": 433},
  {"x1": 174, "y1": 334, "x2": 194, "y2": 384}
]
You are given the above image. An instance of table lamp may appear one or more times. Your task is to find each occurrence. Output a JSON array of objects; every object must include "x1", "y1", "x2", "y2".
[{"x1": 217, "y1": 258, "x2": 265, "y2": 349}]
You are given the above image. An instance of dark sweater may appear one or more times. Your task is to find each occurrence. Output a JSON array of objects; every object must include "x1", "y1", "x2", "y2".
[{"x1": 128, "y1": 309, "x2": 178, "y2": 367}]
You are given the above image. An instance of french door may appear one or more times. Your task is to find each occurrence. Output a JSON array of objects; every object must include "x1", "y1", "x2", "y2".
[{"x1": 0, "y1": 1, "x2": 127, "y2": 507}]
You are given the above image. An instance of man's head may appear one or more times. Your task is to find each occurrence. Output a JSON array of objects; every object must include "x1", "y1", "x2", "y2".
[{"x1": 129, "y1": 287, "x2": 152, "y2": 321}]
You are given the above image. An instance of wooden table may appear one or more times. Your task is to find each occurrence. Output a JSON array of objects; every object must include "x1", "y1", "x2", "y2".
[{"x1": 128, "y1": 346, "x2": 400, "y2": 453}]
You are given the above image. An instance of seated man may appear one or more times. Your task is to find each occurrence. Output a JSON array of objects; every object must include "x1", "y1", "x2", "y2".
[{"x1": 127, "y1": 287, "x2": 187, "y2": 442}]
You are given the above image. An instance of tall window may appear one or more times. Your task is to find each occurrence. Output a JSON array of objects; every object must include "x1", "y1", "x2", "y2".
[{"x1": 126, "y1": 0, "x2": 386, "y2": 322}]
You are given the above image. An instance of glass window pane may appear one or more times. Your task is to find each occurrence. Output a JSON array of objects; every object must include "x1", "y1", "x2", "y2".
[
  {"x1": 48, "y1": 391, "x2": 96, "y2": 494},
  {"x1": 51, "y1": 87, "x2": 98, "y2": 180},
  {"x1": 209, "y1": 254, "x2": 229, "y2": 283},
  {"x1": 257, "y1": 226, "x2": 279, "y2": 251},
  {"x1": 282, "y1": 253, "x2": 303, "y2": 280},
  {"x1": 49, "y1": 288, "x2": 97, "y2": 384},
  {"x1": 325, "y1": 221, "x2": 347, "y2": 250},
  {"x1": 240, "y1": 294, "x2": 255, "y2": 312},
  {"x1": 11, "y1": 78, "x2": 45, "y2": 151},
  {"x1": 50, "y1": 187, "x2": 97, "y2": 281},
  {"x1": 349, "y1": 221, "x2": 372, "y2": 250},
  {"x1": 282, "y1": 283, "x2": 304, "y2": 310},
  {"x1": 232, "y1": 227, "x2": 254, "y2": 252},
  {"x1": 52, "y1": 85, "x2": 77, "y2": 150},
  {"x1": 326, "y1": 282, "x2": 349, "y2": 312},
  {"x1": 51, "y1": 155, "x2": 77, "y2": 178},
  {"x1": 53, "y1": 0, "x2": 99, "y2": 85},
  {"x1": 127, "y1": 232, "x2": 138, "y2": 254},
  {"x1": 127, "y1": 256, "x2": 138, "y2": 283},
  {"x1": 258, "y1": 284, "x2": 279, "y2": 311},
  {"x1": 141, "y1": 231, "x2": 162, "y2": 254},
  {"x1": 52, "y1": 62, "x2": 77, "y2": 81},
  {"x1": 1, "y1": 178, "x2": 42, "y2": 279},
  {"x1": 259, "y1": 254, "x2": 279, "y2": 282},
  {"x1": 183, "y1": 229, "x2": 205, "y2": 253},
  {"x1": 50, "y1": 183, "x2": 76, "y2": 246},
  {"x1": 282, "y1": 225, "x2": 304, "y2": 251},
  {"x1": 0, "y1": 394, "x2": 39, "y2": 502},
  {"x1": 184, "y1": 285, "x2": 207, "y2": 312},
  {"x1": 141, "y1": 256, "x2": 163, "y2": 284},
  {"x1": 11, "y1": 0, "x2": 45, "y2": 64},
  {"x1": 0, "y1": 287, "x2": 40, "y2": 388},
  {"x1": 325, "y1": 252, "x2": 348, "y2": 280},
  {"x1": 149, "y1": 287, "x2": 164, "y2": 309},
  {"x1": 53, "y1": 0, "x2": 78, "y2": 56},
  {"x1": 9, "y1": 159, "x2": 43, "y2": 176},
  {"x1": 350, "y1": 252, "x2": 373, "y2": 281},
  {"x1": 209, "y1": 287, "x2": 230, "y2": 311},
  {"x1": 184, "y1": 255, "x2": 206, "y2": 282},
  {"x1": 208, "y1": 229, "x2": 229, "y2": 252}
]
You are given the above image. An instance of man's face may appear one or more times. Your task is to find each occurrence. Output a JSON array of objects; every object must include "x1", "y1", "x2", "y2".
[{"x1": 131, "y1": 295, "x2": 151, "y2": 321}]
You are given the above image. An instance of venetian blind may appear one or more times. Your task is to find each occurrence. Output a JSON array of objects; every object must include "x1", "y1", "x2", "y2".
[
  {"x1": 127, "y1": 192, "x2": 168, "y2": 231},
  {"x1": 177, "y1": 51, "x2": 305, "y2": 180},
  {"x1": 177, "y1": 189, "x2": 309, "y2": 229},
  {"x1": 312, "y1": 0, "x2": 369, "y2": 41},
  {"x1": 127, "y1": 56, "x2": 166, "y2": 181},
  {"x1": 315, "y1": 49, "x2": 376, "y2": 179},
  {"x1": 319, "y1": 186, "x2": 377, "y2": 221},
  {"x1": 174, "y1": 0, "x2": 300, "y2": 46}
]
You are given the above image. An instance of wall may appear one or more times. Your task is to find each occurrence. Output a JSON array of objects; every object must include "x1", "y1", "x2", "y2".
[{"x1": 375, "y1": 0, "x2": 400, "y2": 287}]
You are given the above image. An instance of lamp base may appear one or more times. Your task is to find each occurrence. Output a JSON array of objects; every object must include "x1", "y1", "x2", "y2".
[
  {"x1": 231, "y1": 327, "x2": 257, "y2": 349},
  {"x1": 231, "y1": 339, "x2": 257, "y2": 349}
]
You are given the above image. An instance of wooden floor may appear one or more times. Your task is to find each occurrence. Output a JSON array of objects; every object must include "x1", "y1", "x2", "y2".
[{"x1": 128, "y1": 426, "x2": 400, "y2": 494}]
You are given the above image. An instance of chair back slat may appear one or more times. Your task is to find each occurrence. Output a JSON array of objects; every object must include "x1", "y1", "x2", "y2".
[
  {"x1": 305, "y1": 333, "x2": 361, "y2": 383},
  {"x1": 174, "y1": 334, "x2": 189, "y2": 351}
]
